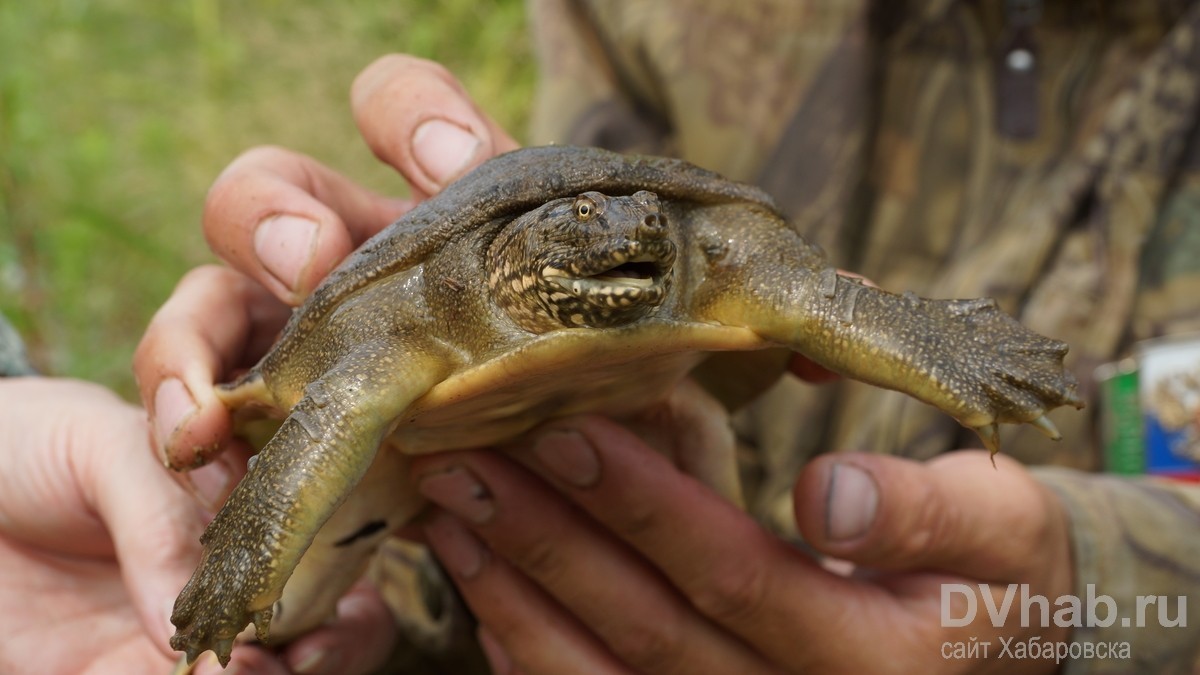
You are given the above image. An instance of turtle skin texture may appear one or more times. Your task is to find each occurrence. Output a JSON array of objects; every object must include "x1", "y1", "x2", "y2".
[{"x1": 167, "y1": 146, "x2": 1083, "y2": 666}]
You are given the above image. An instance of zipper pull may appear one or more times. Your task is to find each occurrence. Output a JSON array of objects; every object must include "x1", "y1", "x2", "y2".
[{"x1": 995, "y1": 0, "x2": 1042, "y2": 140}]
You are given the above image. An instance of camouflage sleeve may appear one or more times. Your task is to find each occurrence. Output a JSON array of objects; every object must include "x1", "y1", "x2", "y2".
[
  {"x1": 1033, "y1": 467, "x2": 1200, "y2": 673},
  {"x1": 0, "y1": 314, "x2": 35, "y2": 377},
  {"x1": 526, "y1": 0, "x2": 669, "y2": 152}
]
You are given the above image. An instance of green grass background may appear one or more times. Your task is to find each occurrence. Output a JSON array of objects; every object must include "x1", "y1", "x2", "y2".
[{"x1": 0, "y1": 0, "x2": 534, "y2": 397}]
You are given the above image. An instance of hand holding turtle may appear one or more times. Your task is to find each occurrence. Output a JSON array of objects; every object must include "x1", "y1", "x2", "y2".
[
  {"x1": 134, "y1": 54, "x2": 519, "y2": 498},
  {"x1": 411, "y1": 416, "x2": 1074, "y2": 674},
  {"x1": 0, "y1": 378, "x2": 195, "y2": 673},
  {"x1": 0, "y1": 378, "x2": 396, "y2": 675}
]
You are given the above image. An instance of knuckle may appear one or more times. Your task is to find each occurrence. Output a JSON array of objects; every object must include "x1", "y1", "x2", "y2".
[
  {"x1": 893, "y1": 481, "x2": 960, "y2": 562},
  {"x1": 132, "y1": 506, "x2": 205, "y2": 567},
  {"x1": 1001, "y1": 478, "x2": 1060, "y2": 558},
  {"x1": 509, "y1": 533, "x2": 568, "y2": 583},
  {"x1": 227, "y1": 144, "x2": 301, "y2": 172},
  {"x1": 204, "y1": 145, "x2": 299, "y2": 221},
  {"x1": 353, "y1": 54, "x2": 455, "y2": 107},
  {"x1": 136, "y1": 272, "x2": 207, "y2": 361},
  {"x1": 690, "y1": 558, "x2": 770, "y2": 624},
  {"x1": 178, "y1": 263, "x2": 237, "y2": 291},
  {"x1": 608, "y1": 610, "x2": 686, "y2": 674},
  {"x1": 133, "y1": 264, "x2": 237, "y2": 386},
  {"x1": 357, "y1": 53, "x2": 420, "y2": 80},
  {"x1": 397, "y1": 54, "x2": 454, "y2": 82},
  {"x1": 210, "y1": 145, "x2": 291, "y2": 195},
  {"x1": 612, "y1": 500, "x2": 661, "y2": 541}
]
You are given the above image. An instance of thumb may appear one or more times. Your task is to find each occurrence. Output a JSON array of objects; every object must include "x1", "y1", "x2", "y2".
[
  {"x1": 87, "y1": 413, "x2": 209, "y2": 657},
  {"x1": 794, "y1": 451, "x2": 1069, "y2": 583}
]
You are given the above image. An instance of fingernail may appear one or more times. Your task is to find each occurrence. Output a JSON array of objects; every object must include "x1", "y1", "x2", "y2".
[
  {"x1": 424, "y1": 513, "x2": 487, "y2": 579},
  {"x1": 825, "y1": 463, "x2": 879, "y2": 541},
  {"x1": 293, "y1": 647, "x2": 340, "y2": 675},
  {"x1": 412, "y1": 119, "x2": 483, "y2": 187},
  {"x1": 532, "y1": 429, "x2": 600, "y2": 488},
  {"x1": 154, "y1": 378, "x2": 197, "y2": 456},
  {"x1": 254, "y1": 215, "x2": 319, "y2": 293},
  {"x1": 189, "y1": 459, "x2": 234, "y2": 513},
  {"x1": 417, "y1": 467, "x2": 495, "y2": 524}
]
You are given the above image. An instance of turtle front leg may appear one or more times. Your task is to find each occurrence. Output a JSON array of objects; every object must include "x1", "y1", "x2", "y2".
[
  {"x1": 170, "y1": 344, "x2": 447, "y2": 667},
  {"x1": 690, "y1": 208, "x2": 1084, "y2": 454}
]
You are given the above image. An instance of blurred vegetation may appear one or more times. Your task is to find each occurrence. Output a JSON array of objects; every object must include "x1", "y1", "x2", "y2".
[{"x1": 0, "y1": 0, "x2": 535, "y2": 397}]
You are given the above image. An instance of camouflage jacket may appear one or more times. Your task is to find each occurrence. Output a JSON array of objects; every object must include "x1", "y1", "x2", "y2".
[{"x1": 529, "y1": 0, "x2": 1200, "y2": 671}]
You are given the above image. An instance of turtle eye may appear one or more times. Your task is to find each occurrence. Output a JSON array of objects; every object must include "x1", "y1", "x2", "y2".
[{"x1": 574, "y1": 196, "x2": 597, "y2": 221}]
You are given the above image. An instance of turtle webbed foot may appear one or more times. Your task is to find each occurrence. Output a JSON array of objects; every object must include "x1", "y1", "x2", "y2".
[
  {"x1": 170, "y1": 555, "x2": 274, "y2": 667},
  {"x1": 936, "y1": 298, "x2": 1084, "y2": 452}
]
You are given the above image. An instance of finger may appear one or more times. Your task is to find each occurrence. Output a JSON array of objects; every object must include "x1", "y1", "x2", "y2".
[
  {"x1": 205, "y1": 146, "x2": 413, "y2": 303},
  {"x1": 794, "y1": 451, "x2": 1071, "y2": 583},
  {"x1": 478, "y1": 627, "x2": 518, "y2": 675},
  {"x1": 414, "y1": 453, "x2": 777, "y2": 675},
  {"x1": 786, "y1": 355, "x2": 840, "y2": 383},
  {"x1": 508, "y1": 415, "x2": 873, "y2": 668},
  {"x1": 422, "y1": 511, "x2": 632, "y2": 675},
  {"x1": 79, "y1": 397, "x2": 211, "y2": 657},
  {"x1": 0, "y1": 379, "x2": 120, "y2": 553},
  {"x1": 351, "y1": 54, "x2": 520, "y2": 197},
  {"x1": 282, "y1": 583, "x2": 397, "y2": 675},
  {"x1": 133, "y1": 266, "x2": 283, "y2": 489}
]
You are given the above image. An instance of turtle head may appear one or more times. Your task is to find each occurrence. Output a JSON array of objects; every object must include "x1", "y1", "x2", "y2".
[{"x1": 489, "y1": 190, "x2": 676, "y2": 332}]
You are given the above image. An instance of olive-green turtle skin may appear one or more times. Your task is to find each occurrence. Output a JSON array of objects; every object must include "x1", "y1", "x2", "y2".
[{"x1": 169, "y1": 146, "x2": 1083, "y2": 666}]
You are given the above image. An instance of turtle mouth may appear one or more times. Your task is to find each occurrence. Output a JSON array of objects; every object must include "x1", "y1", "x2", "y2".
[
  {"x1": 582, "y1": 257, "x2": 662, "y2": 289},
  {"x1": 544, "y1": 243, "x2": 674, "y2": 302}
]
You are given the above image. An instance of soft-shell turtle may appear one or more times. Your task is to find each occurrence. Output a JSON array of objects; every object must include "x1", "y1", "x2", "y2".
[{"x1": 170, "y1": 146, "x2": 1083, "y2": 665}]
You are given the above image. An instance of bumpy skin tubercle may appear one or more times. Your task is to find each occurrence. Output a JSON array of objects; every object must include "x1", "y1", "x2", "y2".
[{"x1": 169, "y1": 146, "x2": 1082, "y2": 666}]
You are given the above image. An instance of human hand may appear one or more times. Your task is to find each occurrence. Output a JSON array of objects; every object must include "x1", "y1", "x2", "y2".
[
  {"x1": 133, "y1": 54, "x2": 519, "y2": 496},
  {"x1": 410, "y1": 415, "x2": 1074, "y2": 674},
  {"x1": 0, "y1": 378, "x2": 395, "y2": 675}
]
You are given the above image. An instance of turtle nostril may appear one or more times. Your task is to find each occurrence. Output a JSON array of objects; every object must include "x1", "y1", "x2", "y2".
[
  {"x1": 637, "y1": 212, "x2": 668, "y2": 241},
  {"x1": 643, "y1": 214, "x2": 666, "y2": 230}
]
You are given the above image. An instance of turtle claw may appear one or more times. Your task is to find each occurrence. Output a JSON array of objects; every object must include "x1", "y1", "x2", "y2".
[
  {"x1": 974, "y1": 415, "x2": 1063, "y2": 467},
  {"x1": 252, "y1": 607, "x2": 274, "y2": 642},
  {"x1": 170, "y1": 612, "x2": 239, "y2": 667},
  {"x1": 169, "y1": 551, "x2": 272, "y2": 667},
  {"x1": 214, "y1": 637, "x2": 236, "y2": 666},
  {"x1": 973, "y1": 423, "x2": 1000, "y2": 466},
  {"x1": 1029, "y1": 414, "x2": 1062, "y2": 440},
  {"x1": 909, "y1": 296, "x2": 1083, "y2": 460}
]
